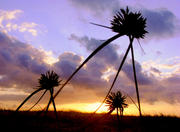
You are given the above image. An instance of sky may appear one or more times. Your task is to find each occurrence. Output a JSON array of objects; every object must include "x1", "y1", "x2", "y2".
[{"x1": 0, "y1": 0, "x2": 180, "y2": 116}]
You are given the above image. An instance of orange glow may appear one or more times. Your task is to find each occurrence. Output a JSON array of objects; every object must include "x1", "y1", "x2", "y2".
[
  {"x1": 54, "y1": 102, "x2": 180, "y2": 116},
  {"x1": 56, "y1": 102, "x2": 109, "y2": 113},
  {"x1": 3, "y1": 99, "x2": 180, "y2": 117},
  {"x1": 55, "y1": 102, "x2": 140, "y2": 115}
]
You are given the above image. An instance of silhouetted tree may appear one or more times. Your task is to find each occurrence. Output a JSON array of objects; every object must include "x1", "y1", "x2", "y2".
[
  {"x1": 95, "y1": 7, "x2": 147, "y2": 116},
  {"x1": 47, "y1": 7, "x2": 147, "y2": 116},
  {"x1": 106, "y1": 91, "x2": 128, "y2": 121},
  {"x1": 16, "y1": 70, "x2": 61, "y2": 119}
]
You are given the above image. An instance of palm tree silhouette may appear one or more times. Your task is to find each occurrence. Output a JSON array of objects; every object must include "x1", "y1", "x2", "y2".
[
  {"x1": 94, "y1": 7, "x2": 147, "y2": 116},
  {"x1": 47, "y1": 7, "x2": 147, "y2": 116},
  {"x1": 106, "y1": 91, "x2": 128, "y2": 121},
  {"x1": 16, "y1": 70, "x2": 61, "y2": 119}
]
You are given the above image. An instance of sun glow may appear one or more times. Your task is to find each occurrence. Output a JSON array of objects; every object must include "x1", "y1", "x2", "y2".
[
  {"x1": 56, "y1": 102, "x2": 108, "y2": 113},
  {"x1": 55, "y1": 102, "x2": 139, "y2": 115}
]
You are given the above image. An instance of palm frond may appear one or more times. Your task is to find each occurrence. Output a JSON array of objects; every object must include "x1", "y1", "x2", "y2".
[{"x1": 111, "y1": 6, "x2": 148, "y2": 39}]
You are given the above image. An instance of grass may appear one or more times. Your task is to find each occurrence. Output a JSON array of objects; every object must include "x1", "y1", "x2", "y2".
[{"x1": 0, "y1": 110, "x2": 180, "y2": 132}]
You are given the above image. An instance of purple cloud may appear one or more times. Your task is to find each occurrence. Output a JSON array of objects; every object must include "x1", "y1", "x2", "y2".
[{"x1": 0, "y1": 31, "x2": 180, "y2": 105}]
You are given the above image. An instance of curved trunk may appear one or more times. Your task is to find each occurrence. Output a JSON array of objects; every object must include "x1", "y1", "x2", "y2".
[
  {"x1": 130, "y1": 40, "x2": 142, "y2": 117},
  {"x1": 94, "y1": 41, "x2": 132, "y2": 113},
  {"x1": 16, "y1": 88, "x2": 43, "y2": 111},
  {"x1": 44, "y1": 34, "x2": 122, "y2": 109},
  {"x1": 28, "y1": 89, "x2": 48, "y2": 111}
]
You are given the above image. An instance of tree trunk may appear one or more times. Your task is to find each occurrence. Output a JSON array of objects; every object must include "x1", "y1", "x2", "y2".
[
  {"x1": 107, "y1": 108, "x2": 115, "y2": 115},
  {"x1": 130, "y1": 37, "x2": 142, "y2": 117},
  {"x1": 50, "y1": 88, "x2": 58, "y2": 120},
  {"x1": 45, "y1": 96, "x2": 52, "y2": 113},
  {"x1": 52, "y1": 34, "x2": 122, "y2": 99},
  {"x1": 16, "y1": 88, "x2": 43, "y2": 111},
  {"x1": 94, "y1": 41, "x2": 132, "y2": 113},
  {"x1": 116, "y1": 108, "x2": 120, "y2": 122},
  {"x1": 43, "y1": 34, "x2": 122, "y2": 111},
  {"x1": 121, "y1": 108, "x2": 124, "y2": 119},
  {"x1": 28, "y1": 89, "x2": 48, "y2": 111}
]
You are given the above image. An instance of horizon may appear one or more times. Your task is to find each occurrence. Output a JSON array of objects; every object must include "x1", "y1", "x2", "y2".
[{"x1": 0, "y1": 0, "x2": 180, "y2": 117}]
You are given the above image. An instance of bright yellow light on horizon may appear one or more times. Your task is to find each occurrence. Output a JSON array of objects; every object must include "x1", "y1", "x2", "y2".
[
  {"x1": 57, "y1": 102, "x2": 109, "y2": 113},
  {"x1": 54, "y1": 102, "x2": 180, "y2": 116},
  {"x1": 4, "y1": 99, "x2": 180, "y2": 117},
  {"x1": 54, "y1": 102, "x2": 139, "y2": 115}
]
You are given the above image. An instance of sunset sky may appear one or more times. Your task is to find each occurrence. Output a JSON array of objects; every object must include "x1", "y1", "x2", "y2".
[{"x1": 0, "y1": 0, "x2": 180, "y2": 116}]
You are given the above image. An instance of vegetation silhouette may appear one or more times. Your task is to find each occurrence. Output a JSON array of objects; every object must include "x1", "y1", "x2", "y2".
[
  {"x1": 16, "y1": 70, "x2": 61, "y2": 119},
  {"x1": 1, "y1": 110, "x2": 180, "y2": 132},
  {"x1": 94, "y1": 7, "x2": 148, "y2": 116},
  {"x1": 106, "y1": 91, "x2": 128, "y2": 121},
  {"x1": 45, "y1": 6, "x2": 147, "y2": 117}
]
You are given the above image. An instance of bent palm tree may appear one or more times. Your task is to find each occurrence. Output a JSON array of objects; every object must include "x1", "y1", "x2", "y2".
[
  {"x1": 106, "y1": 91, "x2": 128, "y2": 121},
  {"x1": 48, "y1": 7, "x2": 147, "y2": 116},
  {"x1": 16, "y1": 70, "x2": 61, "y2": 119}
]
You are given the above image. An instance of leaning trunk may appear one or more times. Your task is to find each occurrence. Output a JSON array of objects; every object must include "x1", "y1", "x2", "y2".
[
  {"x1": 130, "y1": 37, "x2": 142, "y2": 117},
  {"x1": 94, "y1": 40, "x2": 132, "y2": 113},
  {"x1": 45, "y1": 97, "x2": 52, "y2": 113},
  {"x1": 28, "y1": 89, "x2": 48, "y2": 111},
  {"x1": 44, "y1": 34, "x2": 122, "y2": 110},
  {"x1": 16, "y1": 88, "x2": 43, "y2": 111}
]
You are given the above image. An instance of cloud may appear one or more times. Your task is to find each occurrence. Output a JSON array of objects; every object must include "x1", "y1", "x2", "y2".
[
  {"x1": 18, "y1": 22, "x2": 39, "y2": 36},
  {"x1": 68, "y1": 0, "x2": 120, "y2": 17},
  {"x1": 0, "y1": 9, "x2": 22, "y2": 27},
  {"x1": 123, "y1": 60, "x2": 153, "y2": 85},
  {"x1": 69, "y1": 34, "x2": 119, "y2": 67},
  {"x1": 53, "y1": 52, "x2": 82, "y2": 78},
  {"x1": 142, "y1": 8, "x2": 179, "y2": 38},
  {"x1": 156, "y1": 51, "x2": 162, "y2": 56},
  {"x1": 69, "y1": 34, "x2": 180, "y2": 105},
  {"x1": 0, "y1": 31, "x2": 49, "y2": 91},
  {"x1": 150, "y1": 67, "x2": 161, "y2": 74},
  {"x1": 0, "y1": 9, "x2": 42, "y2": 36},
  {"x1": 53, "y1": 52, "x2": 108, "y2": 90},
  {"x1": 68, "y1": 1, "x2": 179, "y2": 39},
  {"x1": 142, "y1": 58, "x2": 180, "y2": 78},
  {"x1": 0, "y1": 31, "x2": 180, "y2": 106},
  {"x1": 69, "y1": 34, "x2": 153, "y2": 83}
]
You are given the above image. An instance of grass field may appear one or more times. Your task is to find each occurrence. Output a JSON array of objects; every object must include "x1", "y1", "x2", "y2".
[{"x1": 0, "y1": 110, "x2": 180, "y2": 132}]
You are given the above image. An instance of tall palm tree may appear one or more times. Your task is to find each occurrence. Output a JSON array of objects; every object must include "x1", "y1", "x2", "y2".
[
  {"x1": 106, "y1": 91, "x2": 128, "y2": 121},
  {"x1": 47, "y1": 7, "x2": 147, "y2": 116},
  {"x1": 16, "y1": 70, "x2": 61, "y2": 119},
  {"x1": 94, "y1": 7, "x2": 147, "y2": 116}
]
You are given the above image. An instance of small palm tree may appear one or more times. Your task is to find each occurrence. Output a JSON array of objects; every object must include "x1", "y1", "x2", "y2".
[
  {"x1": 47, "y1": 7, "x2": 147, "y2": 117},
  {"x1": 106, "y1": 91, "x2": 128, "y2": 121},
  {"x1": 16, "y1": 70, "x2": 61, "y2": 119}
]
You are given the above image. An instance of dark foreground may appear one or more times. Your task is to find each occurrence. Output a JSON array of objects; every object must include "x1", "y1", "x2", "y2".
[{"x1": 0, "y1": 110, "x2": 180, "y2": 132}]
